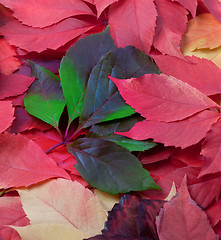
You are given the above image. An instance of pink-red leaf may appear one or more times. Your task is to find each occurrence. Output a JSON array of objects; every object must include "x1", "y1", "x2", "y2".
[
  {"x1": 172, "y1": 0, "x2": 197, "y2": 17},
  {"x1": 0, "y1": 132, "x2": 70, "y2": 188},
  {"x1": 108, "y1": 0, "x2": 157, "y2": 54},
  {"x1": 0, "y1": 38, "x2": 21, "y2": 75},
  {"x1": 0, "y1": 18, "x2": 95, "y2": 52},
  {"x1": 0, "y1": 74, "x2": 34, "y2": 100},
  {"x1": 153, "y1": 0, "x2": 188, "y2": 58},
  {"x1": 203, "y1": 0, "x2": 221, "y2": 23},
  {"x1": 153, "y1": 54, "x2": 221, "y2": 96},
  {"x1": 0, "y1": 101, "x2": 14, "y2": 133},
  {"x1": 156, "y1": 177, "x2": 218, "y2": 240},
  {"x1": 200, "y1": 120, "x2": 221, "y2": 176},
  {"x1": 0, "y1": 196, "x2": 30, "y2": 240},
  {"x1": 117, "y1": 111, "x2": 221, "y2": 149},
  {"x1": 94, "y1": 0, "x2": 118, "y2": 17},
  {"x1": 110, "y1": 74, "x2": 220, "y2": 122},
  {"x1": 0, "y1": 0, "x2": 95, "y2": 28}
]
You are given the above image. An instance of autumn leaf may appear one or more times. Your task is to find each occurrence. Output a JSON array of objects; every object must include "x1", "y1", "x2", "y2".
[
  {"x1": 11, "y1": 179, "x2": 107, "y2": 239},
  {"x1": 0, "y1": 74, "x2": 34, "y2": 100},
  {"x1": 0, "y1": 132, "x2": 70, "y2": 188},
  {"x1": 156, "y1": 177, "x2": 218, "y2": 240},
  {"x1": 94, "y1": 0, "x2": 118, "y2": 17},
  {"x1": 153, "y1": 0, "x2": 188, "y2": 59},
  {"x1": 0, "y1": 101, "x2": 14, "y2": 133},
  {"x1": 0, "y1": 196, "x2": 29, "y2": 240},
  {"x1": 88, "y1": 193, "x2": 164, "y2": 240},
  {"x1": 0, "y1": 0, "x2": 95, "y2": 28},
  {"x1": 117, "y1": 111, "x2": 220, "y2": 149},
  {"x1": 108, "y1": 0, "x2": 157, "y2": 54},
  {"x1": 0, "y1": 18, "x2": 96, "y2": 52},
  {"x1": 110, "y1": 74, "x2": 220, "y2": 122},
  {"x1": 0, "y1": 38, "x2": 21, "y2": 75}
]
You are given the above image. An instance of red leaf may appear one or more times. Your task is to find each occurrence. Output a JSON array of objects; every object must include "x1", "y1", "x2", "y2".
[
  {"x1": 156, "y1": 177, "x2": 218, "y2": 240},
  {"x1": 10, "y1": 107, "x2": 51, "y2": 133},
  {"x1": 0, "y1": 18, "x2": 96, "y2": 52},
  {"x1": 0, "y1": 0, "x2": 95, "y2": 28},
  {"x1": 108, "y1": 0, "x2": 157, "y2": 54},
  {"x1": 172, "y1": 0, "x2": 197, "y2": 17},
  {"x1": 89, "y1": 193, "x2": 164, "y2": 239},
  {"x1": 0, "y1": 101, "x2": 14, "y2": 133},
  {"x1": 0, "y1": 74, "x2": 34, "y2": 100},
  {"x1": 94, "y1": 0, "x2": 118, "y2": 17},
  {"x1": 153, "y1": 0, "x2": 188, "y2": 58},
  {"x1": 0, "y1": 38, "x2": 21, "y2": 75},
  {"x1": 117, "y1": 111, "x2": 220, "y2": 149},
  {"x1": 200, "y1": 120, "x2": 221, "y2": 176},
  {"x1": 110, "y1": 74, "x2": 220, "y2": 122},
  {"x1": 153, "y1": 55, "x2": 221, "y2": 96},
  {"x1": 0, "y1": 196, "x2": 30, "y2": 240},
  {"x1": 0, "y1": 132, "x2": 71, "y2": 188},
  {"x1": 203, "y1": 0, "x2": 221, "y2": 23},
  {"x1": 206, "y1": 198, "x2": 221, "y2": 227}
]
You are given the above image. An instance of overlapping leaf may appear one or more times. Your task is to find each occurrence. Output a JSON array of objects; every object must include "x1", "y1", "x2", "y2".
[
  {"x1": 0, "y1": 132, "x2": 70, "y2": 188},
  {"x1": 68, "y1": 138, "x2": 160, "y2": 194},
  {"x1": 0, "y1": 0, "x2": 95, "y2": 28},
  {"x1": 156, "y1": 177, "x2": 218, "y2": 240},
  {"x1": 24, "y1": 61, "x2": 65, "y2": 130},
  {"x1": 0, "y1": 101, "x2": 14, "y2": 133},
  {"x1": 88, "y1": 193, "x2": 164, "y2": 240}
]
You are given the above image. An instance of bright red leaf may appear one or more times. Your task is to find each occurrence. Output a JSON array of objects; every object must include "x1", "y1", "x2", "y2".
[
  {"x1": 117, "y1": 111, "x2": 220, "y2": 149},
  {"x1": 0, "y1": 0, "x2": 95, "y2": 28},
  {"x1": 0, "y1": 38, "x2": 21, "y2": 75},
  {"x1": 0, "y1": 132, "x2": 71, "y2": 188},
  {"x1": 156, "y1": 177, "x2": 218, "y2": 240},
  {"x1": 153, "y1": 0, "x2": 188, "y2": 58},
  {"x1": 110, "y1": 74, "x2": 220, "y2": 122},
  {"x1": 206, "y1": 198, "x2": 221, "y2": 227},
  {"x1": 0, "y1": 101, "x2": 14, "y2": 133},
  {"x1": 153, "y1": 54, "x2": 221, "y2": 96},
  {"x1": 0, "y1": 18, "x2": 96, "y2": 52},
  {"x1": 0, "y1": 196, "x2": 30, "y2": 240},
  {"x1": 0, "y1": 74, "x2": 34, "y2": 100},
  {"x1": 108, "y1": 0, "x2": 157, "y2": 54}
]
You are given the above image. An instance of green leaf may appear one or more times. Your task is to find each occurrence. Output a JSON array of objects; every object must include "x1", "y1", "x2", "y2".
[
  {"x1": 24, "y1": 61, "x2": 65, "y2": 130},
  {"x1": 67, "y1": 138, "x2": 160, "y2": 194},
  {"x1": 79, "y1": 46, "x2": 160, "y2": 128},
  {"x1": 59, "y1": 27, "x2": 116, "y2": 124}
]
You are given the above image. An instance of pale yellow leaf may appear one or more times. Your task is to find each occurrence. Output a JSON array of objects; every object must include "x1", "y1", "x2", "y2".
[
  {"x1": 164, "y1": 181, "x2": 177, "y2": 201},
  {"x1": 11, "y1": 224, "x2": 88, "y2": 240},
  {"x1": 17, "y1": 179, "x2": 107, "y2": 236},
  {"x1": 182, "y1": 46, "x2": 221, "y2": 69},
  {"x1": 94, "y1": 189, "x2": 120, "y2": 214},
  {"x1": 181, "y1": 13, "x2": 221, "y2": 52}
]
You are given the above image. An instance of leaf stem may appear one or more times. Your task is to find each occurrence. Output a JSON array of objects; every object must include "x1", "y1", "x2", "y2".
[{"x1": 45, "y1": 141, "x2": 65, "y2": 154}]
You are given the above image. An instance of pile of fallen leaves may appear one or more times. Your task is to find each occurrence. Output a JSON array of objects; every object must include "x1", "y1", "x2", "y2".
[{"x1": 0, "y1": 0, "x2": 221, "y2": 239}]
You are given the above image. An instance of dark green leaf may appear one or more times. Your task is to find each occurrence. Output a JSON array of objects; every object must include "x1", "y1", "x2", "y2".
[
  {"x1": 59, "y1": 27, "x2": 116, "y2": 125},
  {"x1": 24, "y1": 61, "x2": 65, "y2": 130},
  {"x1": 79, "y1": 46, "x2": 160, "y2": 128},
  {"x1": 67, "y1": 138, "x2": 160, "y2": 194}
]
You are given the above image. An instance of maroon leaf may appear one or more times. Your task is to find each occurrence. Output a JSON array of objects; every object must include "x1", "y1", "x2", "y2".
[{"x1": 88, "y1": 193, "x2": 164, "y2": 240}]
